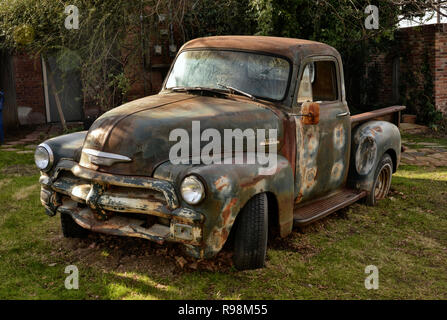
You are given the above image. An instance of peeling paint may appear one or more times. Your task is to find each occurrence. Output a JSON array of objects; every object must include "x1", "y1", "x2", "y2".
[
  {"x1": 214, "y1": 175, "x2": 230, "y2": 191},
  {"x1": 330, "y1": 161, "x2": 344, "y2": 182},
  {"x1": 333, "y1": 124, "x2": 345, "y2": 149},
  {"x1": 222, "y1": 198, "x2": 238, "y2": 225},
  {"x1": 295, "y1": 120, "x2": 319, "y2": 202},
  {"x1": 355, "y1": 135, "x2": 377, "y2": 175}
]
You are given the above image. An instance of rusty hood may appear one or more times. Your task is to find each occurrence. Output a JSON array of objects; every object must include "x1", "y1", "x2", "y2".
[{"x1": 80, "y1": 93, "x2": 282, "y2": 176}]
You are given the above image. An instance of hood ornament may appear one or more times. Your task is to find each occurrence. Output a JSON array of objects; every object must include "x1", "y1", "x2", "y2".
[{"x1": 82, "y1": 148, "x2": 132, "y2": 167}]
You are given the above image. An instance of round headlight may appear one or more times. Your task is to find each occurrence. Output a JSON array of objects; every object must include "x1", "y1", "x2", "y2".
[
  {"x1": 180, "y1": 175, "x2": 205, "y2": 205},
  {"x1": 34, "y1": 143, "x2": 54, "y2": 171}
]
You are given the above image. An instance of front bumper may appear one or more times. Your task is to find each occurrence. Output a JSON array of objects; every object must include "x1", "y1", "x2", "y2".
[{"x1": 40, "y1": 161, "x2": 204, "y2": 249}]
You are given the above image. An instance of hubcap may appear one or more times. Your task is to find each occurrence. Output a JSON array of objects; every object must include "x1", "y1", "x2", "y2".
[{"x1": 374, "y1": 164, "x2": 392, "y2": 200}]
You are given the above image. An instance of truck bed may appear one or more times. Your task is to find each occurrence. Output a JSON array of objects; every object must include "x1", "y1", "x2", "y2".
[{"x1": 350, "y1": 105, "x2": 406, "y2": 127}]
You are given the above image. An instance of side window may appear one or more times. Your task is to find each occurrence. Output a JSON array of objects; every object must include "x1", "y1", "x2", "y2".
[
  {"x1": 297, "y1": 60, "x2": 338, "y2": 103},
  {"x1": 297, "y1": 64, "x2": 313, "y2": 103}
]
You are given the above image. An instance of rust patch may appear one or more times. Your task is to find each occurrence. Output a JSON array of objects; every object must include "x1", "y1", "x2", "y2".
[
  {"x1": 373, "y1": 126, "x2": 383, "y2": 133},
  {"x1": 240, "y1": 175, "x2": 265, "y2": 188},
  {"x1": 214, "y1": 175, "x2": 230, "y2": 191},
  {"x1": 355, "y1": 135, "x2": 377, "y2": 175},
  {"x1": 333, "y1": 124, "x2": 345, "y2": 149},
  {"x1": 304, "y1": 167, "x2": 317, "y2": 189},
  {"x1": 330, "y1": 161, "x2": 343, "y2": 182},
  {"x1": 295, "y1": 120, "x2": 319, "y2": 202},
  {"x1": 221, "y1": 228, "x2": 229, "y2": 242},
  {"x1": 222, "y1": 198, "x2": 238, "y2": 225},
  {"x1": 301, "y1": 102, "x2": 320, "y2": 125},
  {"x1": 351, "y1": 105, "x2": 406, "y2": 125},
  {"x1": 282, "y1": 116, "x2": 297, "y2": 178},
  {"x1": 182, "y1": 36, "x2": 341, "y2": 67}
]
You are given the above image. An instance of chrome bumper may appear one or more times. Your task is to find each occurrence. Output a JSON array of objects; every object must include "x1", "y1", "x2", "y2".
[{"x1": 40, "y1": 162, "x2": 203, "y2": 246}]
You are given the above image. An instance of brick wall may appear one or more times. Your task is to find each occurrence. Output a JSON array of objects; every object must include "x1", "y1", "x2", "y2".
[
  {"x1": 367, "y1": 52, "x2": 393, "y2": 104},
  {"x1": 435, "y1": 26, "x2": 447, "y2": 114},
  {"x1": 13, "y1": 52, "x2": 46, "y2": 124},
  {"x1": 370, "y1": 24, "x2": 447, "y2": 115},
  {"x1": 397, "y1": 24, "x2": 437, "y2": 108}
]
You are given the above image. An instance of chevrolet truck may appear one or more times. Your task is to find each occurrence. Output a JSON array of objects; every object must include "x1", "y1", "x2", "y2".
[{"x1": 35, "y1": 36, "x2": 405, "y2": 270}]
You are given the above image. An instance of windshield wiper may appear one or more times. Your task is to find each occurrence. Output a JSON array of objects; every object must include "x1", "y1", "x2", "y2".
[
  {"x1": 217, "y1": 83, "x2": 256, "y2": 101},
  {"x1": 171, "y1": 86, "x2": 226, "y2": 94}
]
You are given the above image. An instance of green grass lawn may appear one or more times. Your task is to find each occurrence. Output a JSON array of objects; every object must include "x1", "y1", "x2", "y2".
[{"x1": 0, "y1": 147, "x2": 446, "y2": 300}]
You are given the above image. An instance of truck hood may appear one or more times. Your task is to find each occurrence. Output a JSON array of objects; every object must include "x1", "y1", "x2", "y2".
[{"x1": 80, "y1": 93, "x2": 282, "y2": 176}]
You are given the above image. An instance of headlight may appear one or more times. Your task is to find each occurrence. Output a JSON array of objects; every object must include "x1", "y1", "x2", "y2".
[
  {"x1": 180, "y1": 175, "x2": 205, "y2": 205},
  {"x1": 34, "y1": 143, "x2": 54, "y2": 171}
]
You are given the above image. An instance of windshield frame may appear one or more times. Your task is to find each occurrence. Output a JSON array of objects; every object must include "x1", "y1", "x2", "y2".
[{"x1": 162, "y1": 48, "x2": 293, "y2": 102}]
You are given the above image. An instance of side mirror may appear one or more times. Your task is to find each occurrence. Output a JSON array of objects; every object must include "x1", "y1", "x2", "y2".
[{"x1": 301, "y1": 102, "x2": 320, "y2": 125}]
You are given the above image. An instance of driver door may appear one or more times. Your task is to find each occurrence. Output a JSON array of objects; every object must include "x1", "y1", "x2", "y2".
[{"x1": 292, "y1": 56, "x2": 351, "y2": 204}]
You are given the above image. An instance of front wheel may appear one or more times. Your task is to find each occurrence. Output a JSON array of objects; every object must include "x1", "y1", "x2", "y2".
[
  {"x1": 366, "y1": 153, "x2": 393, "y2": 206},
  {"x1": 61, "y1": 212, "x2": 89, "y2": 238},
  {"x1": 233, "y1": 193, "x2": 268, "y2": 270}
]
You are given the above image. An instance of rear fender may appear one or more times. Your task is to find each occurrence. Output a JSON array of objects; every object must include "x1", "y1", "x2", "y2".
[{"x1": 348, "y1": 121, "x2": 401, "y2": 192}]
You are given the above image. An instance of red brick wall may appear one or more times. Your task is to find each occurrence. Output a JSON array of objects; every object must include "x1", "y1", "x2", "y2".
[
  {"x1": 367, "y1": 52, "x2": 393, "y2": 104},
  {"x1": 435, "y1": 27, "x2": 447, "y2": 114},
  {"x1": 13, "y1": 52, "x2": 46, "y2": 124},
  {"x1": 370, "y1": 24, "x2": 446, "y2": 115},
  {"x1": 398, "y1": 24, "x2": 437, "y2": 103}
]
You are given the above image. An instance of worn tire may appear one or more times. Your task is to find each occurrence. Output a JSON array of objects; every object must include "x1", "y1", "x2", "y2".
[
  {"x1": 61, "y1": 212, "x2": 89, "y2": 238},
  {"x1": 233, "y1": 193, "x2": 268, "y2": 270},
  {"x1": 366, "y1": 153, "x2": 393, "y2": 206}
]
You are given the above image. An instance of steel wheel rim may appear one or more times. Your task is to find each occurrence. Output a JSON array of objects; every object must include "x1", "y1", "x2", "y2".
[{"x1": 374, "y1": 164, "x2": 392, "y2": 200}]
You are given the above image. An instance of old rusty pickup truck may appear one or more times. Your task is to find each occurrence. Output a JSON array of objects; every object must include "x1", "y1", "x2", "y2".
[{"x1": 35, "y1": 36, "x2": 405, "y2": 270}]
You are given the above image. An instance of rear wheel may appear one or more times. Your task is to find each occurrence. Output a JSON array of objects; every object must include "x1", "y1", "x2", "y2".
[
  {"x1": 61, "y1": 212, "x2": 89, "y2": 238},
  {"x1": 233, "y1": 193, "x2": 268, "y2": 270},
  {"x1": 366, "y1": 153, "x2": 393, "y2": 206}
]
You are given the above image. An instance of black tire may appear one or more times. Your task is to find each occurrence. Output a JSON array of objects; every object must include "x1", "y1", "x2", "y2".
[
  {"x1": 61, "y1": 212, "x2": 89, "y2": 238},
  {"x1": 366, "y1": 153, "x2": 393, "y2": 206},
  {"x1": 233, "y1": 193, "x2": 268, "y2": 270}
]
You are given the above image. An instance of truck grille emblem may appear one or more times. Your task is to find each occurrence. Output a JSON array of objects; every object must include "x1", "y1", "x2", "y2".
[{"x1": 82, "y1": 148, "x2": 132, "y2": 167}]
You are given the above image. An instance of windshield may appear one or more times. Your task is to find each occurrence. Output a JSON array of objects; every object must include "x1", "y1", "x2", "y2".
[{"x1": 165, "y1": 50, "x2": 290, "y2": 101}]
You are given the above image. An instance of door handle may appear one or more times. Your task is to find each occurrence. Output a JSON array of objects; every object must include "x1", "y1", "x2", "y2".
[{"x1": 336, "y1": 111, "x2": 350, "y2": 118}]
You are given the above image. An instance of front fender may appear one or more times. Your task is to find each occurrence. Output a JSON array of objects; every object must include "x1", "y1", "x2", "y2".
[
  {"x1": 43, "y1": 131, "x2": 88, "y2": 164},
  {"x1": 153, "y1": 154, "x2": 294, "y2": 258},
  {"x1": 348, "y1": 121, "x2": 401, "y2": 192}
]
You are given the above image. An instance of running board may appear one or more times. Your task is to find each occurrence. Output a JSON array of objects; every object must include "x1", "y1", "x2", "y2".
[{"x1": 293, "y1": 189, "x2": 366, "y2": 226}]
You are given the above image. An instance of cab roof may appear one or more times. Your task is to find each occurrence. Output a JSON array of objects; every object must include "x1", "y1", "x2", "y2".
[{"x1": 180, "y1": 36, "x2": 341, "y2": 63}]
